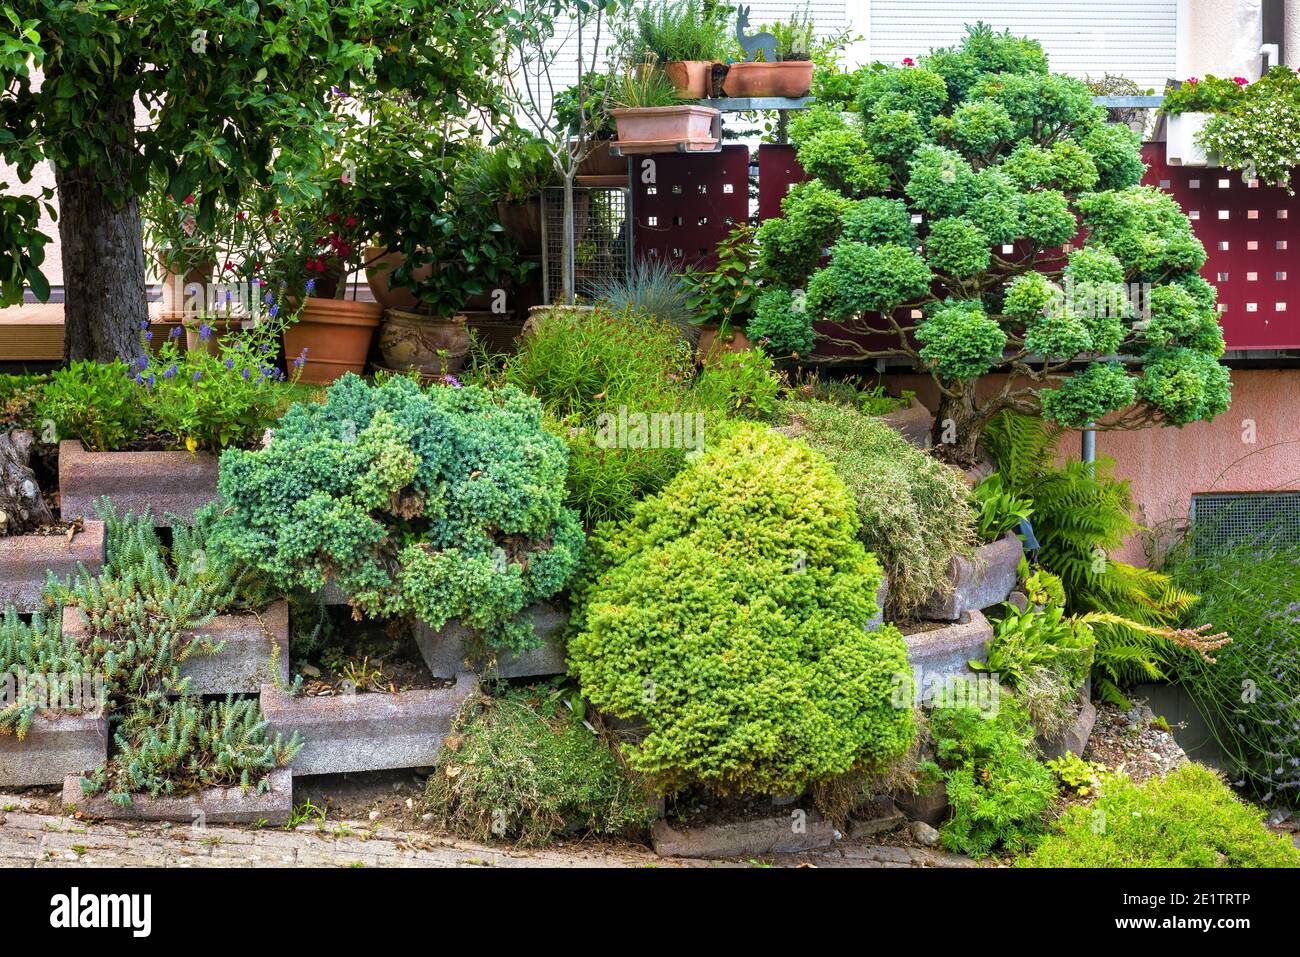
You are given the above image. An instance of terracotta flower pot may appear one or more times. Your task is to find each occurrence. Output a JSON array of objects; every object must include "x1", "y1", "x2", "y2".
[
  {"x1": 363, "y1": 246, "x2": 434, "y2": 312},
  {"x1": 576, "y1": 139, "x2": 626, "y2": 178},
  {"x1": 495, "y1": 199, "x2": 543, "y2": 256},
  {"x1": 722, "y1": 61, "x2": 813, "y2": 98},
  {"x1": 664, "y1": 60, "x2": 712, "y2": 98},
  {"x1": 696, "y1": 326, "x2": 752, "y2": 364},
  {"x1": 611, "y1": 106, "x2": 720, "y2": 152},
  {"x1": 182, "y1": 316, "x2": 244, "y2": 356},
  {"x1": 284, "y1": 297, "x2": 382, "y2": 385},
  {"x1": 157, "y1": 256, "x2": 215, "y2": 319},
  {"x1": 378, "y1": 309, "x2": 470, "y2": 375}
]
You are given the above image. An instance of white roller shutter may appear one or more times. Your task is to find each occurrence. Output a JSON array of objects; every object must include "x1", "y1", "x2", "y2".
[{"x1": 868, "y1": 1, "x2": 1178, "y2": 89}]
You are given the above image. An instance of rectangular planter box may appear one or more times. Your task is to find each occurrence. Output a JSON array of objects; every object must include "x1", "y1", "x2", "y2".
[
  {"x1": 902, "y1": 610, "x2": 994, "y2": 707},
  {"x1": 413, "y1": 603, "x2": 567, "y2": 679},
  {"x1": 918, "y1": 533, "x2": 1023, "y2": 621},
  {"x1": 260, "y1": 674, "x2": 477, "y2": 776},
  {"x1": 1166, "y1": 111, "x2": 1215, "y2": 167},
  {"x1": 58, "y1": 439, "x2": 219, "y2": 525},
  {"x1": 61, "y1": 599, "x2": 289, "y2": 695},
  {"x1": 652, "y1": 812, "x2": 835, "y2": 858},
  {"x1": 0, "y1": 521, "x2": 106, "y2": 613},
  {"x1": 610, "y1": 105, "x2": 721, "y2": 155},
  {"x1": 0, "y1": 712, "x2": 108, "y2": 787},
  {"x1": 61, "y1": 767, "x2": 292, "y2": 824}
]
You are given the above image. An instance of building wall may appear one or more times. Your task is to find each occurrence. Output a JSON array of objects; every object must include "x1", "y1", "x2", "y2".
[{"x1": 882, "y1": 367, "x2": 1300, "y2": 564}]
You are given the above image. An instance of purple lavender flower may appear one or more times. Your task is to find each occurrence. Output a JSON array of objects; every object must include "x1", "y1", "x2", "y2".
[
  {"x1": 264, "y1": 292, "x2": 274, "y2": 305},
  {"x1": 242, "y1": 368, "x2": 251, "y2": 380},
  {"x1": 306, "y1": 278, "x2": 317, "y2": 293},
  {"x1": 144, "y1": 330, "x2": 153, "y2": 342},
  {"x1": 169, "y1": 326, "x2": 182, "y2": 338},
  {"x1": 260, "y1": 343, "x2": 270, "y2": 354},
  {"x1": 225, "y1": 358, "x2": 235, "y2": 370},
  {"x1": 270, "y1": 304, "x2": 279, "y2": 319},
  {"x1": 146, "y1": 373, "x2": 156, "y2": 388},
  {"x1": 192, "y1": 370, "x2": 203, "y2": 382},
  {"x1": 139, "y1": 319, "x2": 149, "y2": 330},
  {"x1": 199, "y1": 322, "x2": 212, "y2": 341},
  {"x1": 443, "y1": 375, "x2": 463, "y2": 389},
  {"x1": 134, "y1": 372, "x2": 144, "y2": 384},
  {"x1": 163, "y1": 363, "x2": 177, "y2": 379}
]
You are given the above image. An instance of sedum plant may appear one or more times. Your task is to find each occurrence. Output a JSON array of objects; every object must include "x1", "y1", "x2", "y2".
[
  {"x1": 568, "y1": 424, "x2": 915, "y2": 796},
  {"x1": 1197, "y1": 67, "x2": 1300, "y2": 192},
  {"x1": 757, "y1": 23, "x2": 1230, "y2": 460},
  {"x1": 213, "y1": 375, "x2": 584, "y2": 653}
]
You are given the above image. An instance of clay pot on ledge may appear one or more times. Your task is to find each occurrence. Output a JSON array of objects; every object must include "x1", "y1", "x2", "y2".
[
  {"x1": 664, "y1": 60, "x2": 712, "y2": 98},
  {"x1": 696, "y1": 325, "x2": 751, "y2": 364},
  {"x1": 495, "y1": 199, "x2": 543, "y2": 256},
  {"x1": 721, "y1": 60, "x2": 813, "y2": 98},
  {"x1": 182, "y1": 315, "x2": 245, "y2": 356},
  {"x1": 283, "y1": 297, "x2": 383, "y2": 385},
  {"x1": 157, "y1": 255, "x2": 216, "y2": 319},
  {"x1": 379, "y1": 309, "x2": 471, "y2": 375},
  {"x1": 576, "y1": 139, "x2": 626, "y2": 178},
  {"x1": 611, "y1": 105, "x2": 720, "y2": 153}
]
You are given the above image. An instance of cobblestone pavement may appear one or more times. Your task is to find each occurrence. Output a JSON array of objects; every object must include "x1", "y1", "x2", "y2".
[{"x1": 0, "y1": 793, "x2": 974, "y2": 868}]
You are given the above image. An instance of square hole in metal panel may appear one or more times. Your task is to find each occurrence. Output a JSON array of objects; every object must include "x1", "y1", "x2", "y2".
[
  {"x1": 1248, "y1": 240, "x2": 1259, "y2": 250},
  {"x1": 646, "y1": 215, "x2": 658, "y2": 226},
  {"x1": 726, "y1": 183, "x2": 736, "y2": 193},
  {"x1": 696, "y1": 216, "x2": 708, "y2": 225},
  {"x1": 1247, "y1": 302, "x2": 1258, "y2": 312},
  {"x1": 1248, "y1": 178, "x2": 1260, "y2": 188},
  {"x1": 1247, "y1": 271, "x2": 1258, "y2": 281},
  {"x1": 1217, "y1": 272, "x2": 1229, "y2": 282},
  {"x1": 1278, "y1": 271, "x2": 1288, "y2": 281},
  {"x1": 1218, "y1": 241, "x2": 1230, "y2": 250},
  {"x1": 1159, "y1": 179, "x2": 1171, "y2": 189},
  {"x1": 1279, "y1": 240, "x2": 1289, "y2": 250},
  {"x1": 672, "y1": 215, "x2": 683, "y2": 226},
  {"x1": 671, "y1": 185, "x2": 682, "y2": 194},
  {"x1": 1277, "y1": 302, "x2": 1288, "y2": 312},
  {"x1": 1001, "y1": 244, "x2": 1014, "y2": 254},
  {"x1": 1279, "y1": 209, "x2": 1289, "y2": 219},
  {"x1": 1218, "y1": 178, "x2": 1231, "y2": 188},
  {"x1": 697, "y1": 184, "x2": 707, "y2": 193},
  {"x1": 671, "y1": 247, "x2": 683, "y2": 257},
  {"x1": 1248, "y1": 209, "x2": 1259, "y2": 219},
  {"x1": 646, "y1": 186, "x2": 657, "y2": 195},
  {"x1": 1189, "y1": 210, "x2": 1200, "y2": 219},
  {"x1": 1189, "y1": 179, "x2": 1201, "y2": 188},
  {"x1": 1218, "y1": 209, "x2": 1230, "y2": 219}
]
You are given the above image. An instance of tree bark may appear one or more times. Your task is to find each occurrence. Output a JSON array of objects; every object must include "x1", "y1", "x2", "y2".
[
  {"x1": 54, "y1": 96, "x2": 147, "y2": 365},
  {"x1": 932, "y1": 381, "x2": 986, "y2": 465},
  {"x1": 0, "y1": 429, "x2": 53, "y2": 536}
]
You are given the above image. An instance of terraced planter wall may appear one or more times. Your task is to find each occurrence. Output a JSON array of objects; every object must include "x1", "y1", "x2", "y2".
[
  {"x1": 0, "y1": 521, "x2": 106, "y2": 613},
  {"x1": 901, "y1": 610, "x2": 994, "y2": 707},
  {"x1": 0, "y1": 712, "x2": 108, "y2": 787},
  {"x1": 877, "y1": 397, "x2": 933, "y2": 450},
  {"x1": 413, "y1": 603, "x2": 568, "y2": 679},
  {"x1": 58, "y1": 440, "x2": 219, "y2": 525},
  {"x1": 61, "y1": 600, "x2": 290, "y2": 695},
  {"x1": 61, "y1": 767, "x2": 293, "y2": 824},
  {"x1": 917, "y1": 534, "x2": 1023, "y2": 621},
  {"x1": 1036, "y1": 684, "x2": 1097, "y2": 761},
  {"x1": 260, "y1": 674, "x2": 476, "y2": 776}
]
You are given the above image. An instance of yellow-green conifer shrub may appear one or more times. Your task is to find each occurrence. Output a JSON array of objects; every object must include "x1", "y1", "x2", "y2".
[{"x1": 568, "y1": 425, "x2": 915, "y2": 796}]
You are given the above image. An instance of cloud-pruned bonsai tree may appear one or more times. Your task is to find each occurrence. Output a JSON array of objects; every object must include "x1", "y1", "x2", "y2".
[{"x1": 756, "y1": 23, "x2": 1231, "y2": 461}]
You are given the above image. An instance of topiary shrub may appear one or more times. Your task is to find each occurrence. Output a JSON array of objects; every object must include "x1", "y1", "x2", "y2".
[
  {"x1": 1020, "y1": 763, "x2": 1300, "y2": 867},
  {"x1": 425, "y1": 684, "x2": 657, "y2": 847},
  {"x1": 568, "y1": 424, "x2": 915, "y2": 796},
  {"x1": 757, "y1": 22, "x2": 1230, "y2": 461},
  {"x1": 213, "y1": 374, "x2": 584, "y2": 653},
  {"x1": 781, "y1": 399, "x2": 975, "y2": 615}
]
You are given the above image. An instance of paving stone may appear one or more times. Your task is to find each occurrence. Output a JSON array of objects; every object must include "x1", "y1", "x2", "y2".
[
  {"x1": 918, "y1": 534, "x2": 1023, "y2": 621},
  {"x1": 261, "y1": 674, "x2": 476, "y2": 776},
  {"x1": 413, "y1": 605, "x2": 567, "y2": 679},
  {"x1": 61, "y1": 767, "x2": 293, "y2": 825},
  {"x1": 58, "y1": 440, "x2": 219, "y2": 525},
  {"x1": 0, "y1": 712, "x2": 108, "y2": 787},
  {"x1": 651, "y1": 811, "x2": 836, "y2": 858},
  {"x1": 62, "y1": 600, "x2": 289, "y2": 695},
  {"x1": 0, "y1": 522, "x2": 105, "y2": 613}
]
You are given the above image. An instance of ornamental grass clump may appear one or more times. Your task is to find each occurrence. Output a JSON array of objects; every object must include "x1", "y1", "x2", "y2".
[
  {"x1": 568, "y1": 424, "x2": 915, "y2": 796},
  {"x1": 213, "y1": 374, "x2": 583, "y2": 653},
  {"x1": 781, "y1": 399, "x2": 976, "y2": 615}
]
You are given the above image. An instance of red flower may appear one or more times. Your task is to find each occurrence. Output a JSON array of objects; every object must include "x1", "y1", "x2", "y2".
[
  {"x1": 270, "y1": 209, "x2": 280, "y2": 222},
  {"x1": 254, "y1": 262, "x2": 263, "y2": 271},
  {"x1": 223, "y1": 260, "x2": 233, "y2": 271},
  {"x1": 901, "y1": 57, "x2": 915, "y2": 66},
  {"x1": 345, "y1": 216, "x2": 357, "y2": 228},
  {"x1": 1186, "y1": 77, "x2": 1199, "y2": 85},
  {"x1": 1232, "y1": 76, "x2": 1248, "y2": 86},
  {"x1": 237, "y1": 211, "x2": 248, "y2": 220},
  {"x1": 326, "y1": 213, "x2": 339, "y2": 223},
  {"x1": 184, "y1": 194, "x2": 195, "y2": 205}
]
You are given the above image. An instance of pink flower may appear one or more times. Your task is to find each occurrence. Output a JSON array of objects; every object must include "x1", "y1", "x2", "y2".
[
  {"x1": 1186, "y1": 77, "x2": 1199, "y2": 85},
  {"x1": 184, "y1": 194, "x2": 195, "y2": 205},
  {"x1": 901, "y1": 57, "x2": 915, "y2": 67},
  {"x1": 1232, "y1": 76, "x2": 1248, "y2": 86}
]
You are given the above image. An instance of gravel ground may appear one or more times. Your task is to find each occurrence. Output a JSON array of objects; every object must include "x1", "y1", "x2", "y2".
[{"x1": 1084, "y1": 701, "x2": 1189, "y2": 783}]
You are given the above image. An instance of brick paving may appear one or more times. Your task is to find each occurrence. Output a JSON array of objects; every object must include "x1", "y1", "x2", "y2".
[{"x1": 0, "y1": 792, "x2": 973, "y2": 868}]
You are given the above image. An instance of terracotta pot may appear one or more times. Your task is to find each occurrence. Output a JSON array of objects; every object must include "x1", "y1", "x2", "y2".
[
  {"x1": 611, "y1": 105, "x2": 720, "y2": 152},
  {"x1": 379, "y1": 309, "x2": 470, "y2": 374},
  {"x1": 664, "y1": 60, "x2": 712, "y2": 98},
  {"x1": 696, "y1": 326, "x2": 751, "y2": 364},
  {"x1": 182, "y1": 316, "x2": 244, "y2": 355},
  {"x1": 284, "y1": 297, "x2": 382, "y2": 385},
  {"x1": 363, "y1": 246, "x2": 433, "y2": 312},
  {"x1": 722, "y1": 61, "x2": 813, "y2": 98},
  {"x1": 576, "y1": 139, "x2": 626, "y2": 178},
  {"x1": 157, "y1": 257, "x2": 215, "y2": 319},
  {"x1": 495, "y1": 199, "x2": 543, "y2": 256}
]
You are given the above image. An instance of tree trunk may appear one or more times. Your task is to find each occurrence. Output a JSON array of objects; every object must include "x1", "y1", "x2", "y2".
[
  {"x1": 0, "y1": 429, "x2": 53, "y2": 536},
  {"x1": 54, "y1": 97, "x2": 147, "y2": 365},
  {"x1": 932, "y1": 382, "x2": 985, "y2": 465},
  {"x1": 561, "y1": 174, "x2": 576, "y2": 305}
]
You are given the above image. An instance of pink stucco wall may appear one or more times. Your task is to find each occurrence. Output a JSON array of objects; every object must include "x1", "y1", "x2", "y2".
[{"x1": 882, "y1": 367, "x2": 1300, "y2": 565}]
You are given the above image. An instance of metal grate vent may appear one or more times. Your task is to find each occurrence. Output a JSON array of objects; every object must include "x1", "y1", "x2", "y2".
[
  {"x1": 541, "y1": 186, "x2": 631, "y2": 305},
  {"x1": 1189, "y1": 492, "x2": 1300, "y2": 554}
]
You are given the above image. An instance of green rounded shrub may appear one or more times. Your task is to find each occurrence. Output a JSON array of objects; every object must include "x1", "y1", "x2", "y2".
[
  {"x1": 568, "y1": 425, "x2": 915, "y2": 796},
  {"x1": 749, "y1": 288, "x2": 815, "y2": 359},
  {"x1": 213, "y1": 375, "x2": 584, "y2": 652}
]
